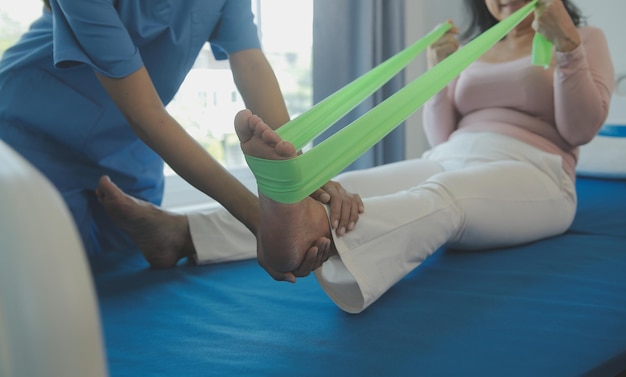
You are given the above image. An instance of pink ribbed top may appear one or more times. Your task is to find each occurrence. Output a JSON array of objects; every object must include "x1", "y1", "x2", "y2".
[{"x1": 423, "y1": 27, "x2": 614, "y2": 180}]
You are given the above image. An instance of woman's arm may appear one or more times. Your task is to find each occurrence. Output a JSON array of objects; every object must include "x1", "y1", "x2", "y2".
[
  {"x1": 533, "y1": 1, "x2": 614, "y2": 147},
  {"x1": 422, "y1": 23, "x2": 461, "y2": 147},
  {"x1": 422, "y1": 82, "x2": 461, "y2": 147},
  {"x1": 552, "y1": 28, "x2": 614, "y2": 147}
]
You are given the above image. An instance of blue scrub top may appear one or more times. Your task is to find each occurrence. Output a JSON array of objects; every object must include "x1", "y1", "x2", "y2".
[{"x1": 0, "y1": 0, "x2": 261, "y2": 254}]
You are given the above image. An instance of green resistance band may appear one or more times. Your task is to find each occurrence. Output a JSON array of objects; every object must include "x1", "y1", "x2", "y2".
[
  {"x1": 276, "y1": 22, "x2": 453, "y2": 151},
  {"x1": 532, "y1": 32, "x2": 553, "y2": 68},
  {"x1": 247, "y1": 0, "x2": 552, "y2": 203}
]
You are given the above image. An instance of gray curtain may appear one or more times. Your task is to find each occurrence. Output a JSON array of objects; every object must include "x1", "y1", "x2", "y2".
[{"x1": 313, "y1": 0, "x2": 406, "y2": 171}]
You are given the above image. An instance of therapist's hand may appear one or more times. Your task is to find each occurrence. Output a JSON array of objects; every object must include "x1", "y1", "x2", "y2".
[
  {"x1": 257, "y1": 236, "x2": 332, "y2": 282},
  {"x1": 311, "y1": 180, "x2": 363, "y2": 237}
]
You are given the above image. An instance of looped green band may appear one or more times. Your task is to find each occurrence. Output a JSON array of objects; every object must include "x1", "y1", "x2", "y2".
[{"x1": 247, "y1": 0, "x2": 552, "y2": 203}]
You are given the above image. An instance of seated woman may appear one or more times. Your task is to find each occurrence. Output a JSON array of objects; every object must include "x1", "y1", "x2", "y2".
[{"x1": 231, "y1": 0, "x2": 614, "y2": 313}]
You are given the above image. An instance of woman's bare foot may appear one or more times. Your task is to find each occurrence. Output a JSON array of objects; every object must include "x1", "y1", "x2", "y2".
[
  {"x1": 96, "y1": 176, "x2": 194, "y2": 269},
  {"x1": 235, "y1": 109, "x2": 334, "y2": 273}
]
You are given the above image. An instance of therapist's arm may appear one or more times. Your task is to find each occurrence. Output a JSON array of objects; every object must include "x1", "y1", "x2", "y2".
[
  {"x1": 96, "y1": 66, "x2": 329, "y2": 283},
  {"x1": 95, "y1": 67, "x2": 261, "y2": 235},
  {"x1": 228, "y1": 48, "x2": 291, "y2": 130}
]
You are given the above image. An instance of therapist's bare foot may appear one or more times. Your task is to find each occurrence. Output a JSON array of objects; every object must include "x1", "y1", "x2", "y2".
[
  {"x1": 235, "y1": 109, "x2": 334, "y2": 273},
  {"x1": 96, "y1": 176, "x2": 194, "y2": 269}
]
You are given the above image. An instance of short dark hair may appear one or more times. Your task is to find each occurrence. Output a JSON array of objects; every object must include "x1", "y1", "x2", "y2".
[
  {"x1": 43, "y1": 0, "x2": 51, "y2": 10},
  {"x1": 461, "y1": 0, "x2": 586, "y2": 41}
]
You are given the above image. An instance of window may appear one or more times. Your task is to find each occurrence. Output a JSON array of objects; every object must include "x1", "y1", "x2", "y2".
[
  {"x1": 0, "y1": 1, "x2": 41, "y2": 53},
  {"x1": 0, "y1": 0, "x2": 314, "y2": 211}
]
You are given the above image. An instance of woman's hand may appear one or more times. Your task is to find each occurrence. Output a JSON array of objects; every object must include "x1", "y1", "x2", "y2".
[
  {"x1": 534, "y1": 0, "x2": 580, "y2": 52},
  {"x1": 426, "y1": 20, "x2": 460, "y2": 69},
  {"x1": 310, "y1": 181, "x2": 364, "y2": 237}
]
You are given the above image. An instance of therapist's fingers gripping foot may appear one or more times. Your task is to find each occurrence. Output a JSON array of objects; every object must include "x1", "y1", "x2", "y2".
[
  {"x1": 96, "y1": 176, "x2": 194, "y2": 269},
  {"x1": 236, "y1": 109, "x2": 335, "y2": 274},
  {"x1": 291, "y1": 237, "x2": 333, "y2": 278}
]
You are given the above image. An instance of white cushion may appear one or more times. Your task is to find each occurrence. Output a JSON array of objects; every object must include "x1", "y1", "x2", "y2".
[{"x1": 0, "y1": 140, "x2": 108, "y2": 377}]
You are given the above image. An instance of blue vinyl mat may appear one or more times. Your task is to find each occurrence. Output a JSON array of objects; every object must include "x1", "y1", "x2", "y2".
[{"x1": 91, "y1": 177, "x2": 626, "y2": 377}]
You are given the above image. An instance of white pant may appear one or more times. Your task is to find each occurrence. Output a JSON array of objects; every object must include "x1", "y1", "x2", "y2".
[
  {"x1": 190, "y1": 132, "x2": 577, "y2": 313},
  {"x1": 188, "y1": 206, "x2": 257, "y2": 264}
]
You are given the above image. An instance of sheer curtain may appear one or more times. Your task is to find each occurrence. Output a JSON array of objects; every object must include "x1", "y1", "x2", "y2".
[{"x1": 312, "y1": 0, "x2": 406, "y2": 171}]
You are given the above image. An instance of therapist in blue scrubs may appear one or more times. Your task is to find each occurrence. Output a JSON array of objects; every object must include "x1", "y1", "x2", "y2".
[{"x1": 0, "y1": 0, "x2": 361, "y2": 263}]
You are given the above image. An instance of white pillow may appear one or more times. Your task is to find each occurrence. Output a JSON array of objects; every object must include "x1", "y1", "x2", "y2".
[{"x1": 577, "y1": 124, "x2": 626, "y2": 179}]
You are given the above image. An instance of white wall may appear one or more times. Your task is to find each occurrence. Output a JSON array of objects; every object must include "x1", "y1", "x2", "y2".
[
  {"x1": 576, "y1": 0, "x2": 624, "y2": 77},
  {"x1": 404, "y1": 0, "x2": 625, "y2": 158}
]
